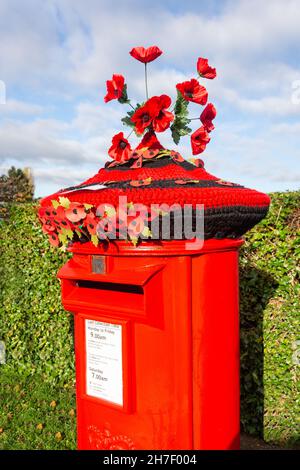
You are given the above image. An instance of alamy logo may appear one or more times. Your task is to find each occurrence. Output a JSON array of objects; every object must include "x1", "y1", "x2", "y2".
[{"x1": 291, "y1": 80, "x2": 300, "y2": 105}]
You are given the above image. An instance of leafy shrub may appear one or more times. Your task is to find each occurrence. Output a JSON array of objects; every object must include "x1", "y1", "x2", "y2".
[
  {"x1": 240, "y1": 191, "x2": 300, "y2": 446},
  {"x1": 0, "y1": 203, "x2": 73, "y2": 385}
]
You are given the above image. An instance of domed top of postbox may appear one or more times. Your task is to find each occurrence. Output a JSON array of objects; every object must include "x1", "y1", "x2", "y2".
[{"x1": 38, "y1": 47, "x2": 270, "y2": 248}]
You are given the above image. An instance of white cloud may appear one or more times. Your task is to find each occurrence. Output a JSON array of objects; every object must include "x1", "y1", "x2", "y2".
[
  {"x1": 0, "y1": 99, "x2": 44, "y2": 115},
  {"x1": 0, "y1": 0, "x2": 300, "y2": 196}
]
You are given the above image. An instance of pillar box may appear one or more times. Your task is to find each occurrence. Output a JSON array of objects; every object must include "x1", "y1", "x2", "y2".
[
  {"x1": 56, "y1": 238, "x2": 243, "y2": 450},
  {"x1": 38, "y1": 48, "x2": 270, "y2": 450}
]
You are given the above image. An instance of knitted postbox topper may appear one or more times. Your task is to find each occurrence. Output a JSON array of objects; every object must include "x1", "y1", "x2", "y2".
[{"x1": 39, "y1": 47, "x2": 270, "y2": 248}]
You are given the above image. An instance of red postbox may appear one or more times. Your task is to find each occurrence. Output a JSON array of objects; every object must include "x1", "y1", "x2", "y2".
[
  {"x1": 57, "y1": 238, "x2": 242, "y2": 450},
  {"x1": 38, "y1": 50, "x2": 270, "y2": 450}
]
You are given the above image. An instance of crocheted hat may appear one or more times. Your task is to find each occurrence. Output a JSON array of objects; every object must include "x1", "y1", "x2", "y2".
[{"x1": 38, "y1": 47, "x2": 270, "y2": 248}]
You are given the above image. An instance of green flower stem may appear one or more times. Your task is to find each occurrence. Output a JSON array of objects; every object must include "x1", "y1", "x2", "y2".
[
  {"x1": 145, "y1": 63, "x2": 149, "y2": 100},
  {"x1": 126, "y1": 128, "x2": 135, "y2": 139}
]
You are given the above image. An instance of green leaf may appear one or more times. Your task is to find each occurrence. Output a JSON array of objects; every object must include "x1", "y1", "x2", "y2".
[
  {"x1": 65, "y1": 229, "x2": 74, "y2": 240},
  {"x1": 170, "y1": 90, "x2": 191, "y2": 144},
  {"x1": 91, "y1": 234, "x2": 99, "y2": 247},
  {"x1": 121, "y1": 114, "x2": 135, "y2": 128},
  {"x1": 141, "y1": 226, "x2": 152, "y2": 238},
  {"x1": 51, "y1": 200, "x2": 60, "y2": 209},
  {"x1": 174, "y1": 90, "x2": 189, "y2": 116},
  {"x1": 58, "y1": 232, "x2": 68, "y2": 245},
  {"x1": 58, "y1": 197, "x2": 70, "y2": 209},
  {"x1": 118, "y1": 84, "x2": 129, "y2": 104},
  {"x1": 121, "y1": 103, "x2": 143, "y2": 130}
]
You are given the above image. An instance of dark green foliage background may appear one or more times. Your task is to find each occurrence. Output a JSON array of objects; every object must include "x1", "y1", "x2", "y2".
[
  {"x1": 240, "y1": 191, "x2": 299, "y2": 446},
  {"x1": 0, "y1": 204, "x2": 73, "y2": 385},
  {"x1": 0, "y1": 193, "x2": 299, "y2": 448}
]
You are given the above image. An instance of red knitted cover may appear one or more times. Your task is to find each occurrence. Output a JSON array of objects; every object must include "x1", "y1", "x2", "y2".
[{"x1": 40, "y1": 155, "x2": 270, "y2": 243}]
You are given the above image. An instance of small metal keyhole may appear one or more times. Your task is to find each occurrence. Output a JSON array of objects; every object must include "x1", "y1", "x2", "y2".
[{"x1": 91, "y1": 256, "x2": 106, "y2": 274}]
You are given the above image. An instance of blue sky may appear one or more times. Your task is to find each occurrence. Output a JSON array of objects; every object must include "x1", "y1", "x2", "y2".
[{"x1": 0, "y1": 0, "x2": 300, "y2": 196}]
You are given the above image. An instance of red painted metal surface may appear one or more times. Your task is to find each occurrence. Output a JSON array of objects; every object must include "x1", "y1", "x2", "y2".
[{"x1": 57, "y1": 238, "x2": 243, "y2": 450}]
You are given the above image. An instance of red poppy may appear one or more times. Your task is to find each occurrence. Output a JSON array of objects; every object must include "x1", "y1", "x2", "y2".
[
  {"x1": 96, "y1": 218, "x2": 116, "y2": 239},
  {"x1": 176, "y1": 79, "x2": 208, "y2": 105},
  {"x1": 170, "y1": 150, "x2": 184, "y2": 162},
  {"x1": 108, "y1": 132, "x2": 132, "y2": 162},
  {"x1": 200, "y1": 103, "x2": 217, "y2": 132},
  {"x1": 152, "y1": 95, "x2": 174, "y2": 132},
  {"x1": 129, "y1": 46, "x2": 162, "y2": 64},
  {"x1": 197, "y1": 57, "x2": 217, "y2": 79},
  {"x1": 136, "y1": 131, "x2": 164, "y2": 150},
  {"x1": 175, "y1": 179, "x2": 200, "y2": 185},
  {"x1": 49, "y1": 205, "x2": 65, "y2": 220},
  {"x1": 65, "y1": 203, "x2": 87, "y2": 223},
  {"x1": 42, "y1": 220, "x2": 56, "y2": 234},
  {"x1": 131, "y1": 95, "x2": 173, "y2": 134},
  {"x1": 191, "y1": 126, "x2": 211, "y2": 155},
  {"x1": 128, "y1": 216, "x2": 146, "y2": 238},
  {"x1": 104, "y1": 74, "x2": 125, "y2": 103},
  {"x1": 131, "y1": 99, "x2": 157, "y2": 135},
  {"x1": 48, "y1": 232, "x2": 60, "y2": 247},
  {"x1": 84, "y1": 213, "x2": 98, "y2": 235},
  {"x1": 57, "y1": 217, "x2": 73, "y2": 231},
  {"x1": 130, "y1": 177, "x2": 152, "y2": 187}
]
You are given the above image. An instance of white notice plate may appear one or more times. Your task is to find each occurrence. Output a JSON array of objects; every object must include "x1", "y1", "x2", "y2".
[{"x1": 85, "y1": 319, "x2": 123, "y2": 406}]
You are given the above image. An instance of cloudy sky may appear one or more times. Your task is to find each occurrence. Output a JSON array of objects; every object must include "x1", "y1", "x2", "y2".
[{"x1": 0, "y1": 0, "x2": 300, "y2": 197}]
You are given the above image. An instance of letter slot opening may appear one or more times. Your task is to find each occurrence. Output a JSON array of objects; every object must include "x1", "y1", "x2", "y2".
[{"x1": 76, "y1": 280, "x2": 143, "y2": 295}]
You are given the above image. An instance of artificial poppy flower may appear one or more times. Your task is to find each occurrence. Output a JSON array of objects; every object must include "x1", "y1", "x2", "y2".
[
  {"x1": 108, "y1": 132, "x2": 132, "y2": 162},
  {"x1": 127, "y1": 215, "x2": 146, "y2": 238},
  {"x1": 96, "y1": 218, "x2": 116, "y2": 240},
  {"x1": 104, "y1": 74, "x2": 125, "y2": 103},
  {"x1": 136, "y1": 130, "x2": 164, "y2": 150},
  {"x1": 170, "y1": 150, "x2": 184, "y2": 162},
  {"x1": 130, "y1": 133, "x2": 162, "y2": 160},
  {"x1": 57, "y1": 217, "x2": 73, "y2": 231},
  {"x1": 189, "y1": 158, "x2": 204, "y2": 168},
  {"x1": 84, "y1": 213, "x2": 98, "y2": 235},
  {"x1": 152, "y1": 95, "x2": 174, "y2": 132},
  {"x1": 200, "y1": 103, "x2": 217, "y2": 132},
  {"x1": 191, "y1": 126, "x2": 211, "y2": 155},
  {"x1": 65, "y1": 202, "x2": 87, "y2": 223},
  {"x1": 131, "y1": 95, "x2": 173, "y2": 134},
  {"x1": 48, "y1": 232, "x2": 60, "y2": 247},
  {"x1": 176, "y1": 79, "x2": 208, "y2": 105},
  {"x1": 38, "y1": 207, "x2": 50, "y2": 219},
  {"x1": 175, "y1": 179, "x2": 199, "y2": 185},
  {"x1": 49, "y1": 205, "x2": 65, "y2": 220},
  {"x1": 41, "y1": 219, "x2": 56, "y2": 234},
  {"x1": 197, "y1": 57, "x2": 217, "y2": 79},
  {"x1": 130, "y1": 98, "x2": 158, "y2": 134},
  {"x1": 130, "y1": 177, "x2": 152, "y2": 187},
  {"x1": 129, "y1": 46, "x2": 162, "y2": 64}
]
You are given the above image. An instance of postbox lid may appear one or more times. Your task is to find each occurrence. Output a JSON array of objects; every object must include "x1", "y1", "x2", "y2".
[{"x1": 38, "y1": 47, "x2": 270, "y2": 248}]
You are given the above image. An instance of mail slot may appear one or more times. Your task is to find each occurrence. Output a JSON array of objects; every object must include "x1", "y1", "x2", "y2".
[{"x1": 57, "y1": 238, "x2": 242, "y2": 450}]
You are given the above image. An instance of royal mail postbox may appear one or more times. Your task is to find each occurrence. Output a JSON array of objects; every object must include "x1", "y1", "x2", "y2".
[
  {"x1": 57, "y1": 238, "x2": 243, "y2": 450},
  {"x1": 39, "y1": 49, "x2": 270, "y2": 451}
]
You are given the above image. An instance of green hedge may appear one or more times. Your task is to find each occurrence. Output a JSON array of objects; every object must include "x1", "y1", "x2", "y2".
[
  {"x1": 240, "y1": 191, "x2": 300, "y2": 446},
  {"x1": 0, "y1": 204, "x2": 73, "y2": 385},
  {"x1": 0, "y1": 194, "x2": 299, "y2": 446}
]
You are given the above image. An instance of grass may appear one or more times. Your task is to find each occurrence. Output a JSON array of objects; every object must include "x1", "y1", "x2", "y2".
[{"x1": 0, "y1": 368, "x2": 76, "y2": 450}]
